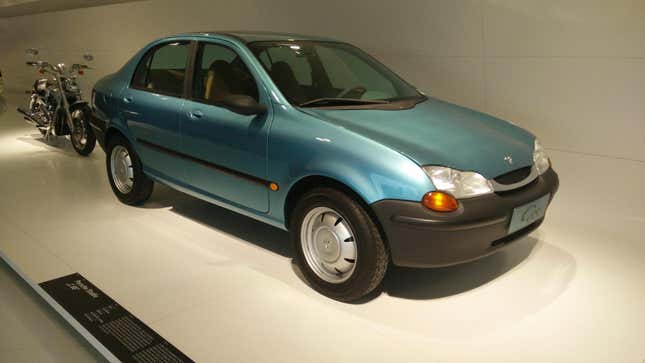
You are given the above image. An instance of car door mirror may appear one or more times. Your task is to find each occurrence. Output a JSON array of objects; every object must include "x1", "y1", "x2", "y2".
[{"x1": 221, "y1": 94, "x2": 267, "y2": 116}]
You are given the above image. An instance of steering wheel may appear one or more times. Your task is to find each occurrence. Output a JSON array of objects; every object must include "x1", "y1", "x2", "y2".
[{"x1": 336, "y1": 85, "x2": 367, "y2": 99}]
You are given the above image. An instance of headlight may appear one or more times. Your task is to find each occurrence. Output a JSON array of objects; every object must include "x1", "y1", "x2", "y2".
[
  {"x1": 533, "y1": 139, "x2": 550, "y2": 175},
  {"x1": 422, "y1": 166, "x2": 493, "y2": 199}
]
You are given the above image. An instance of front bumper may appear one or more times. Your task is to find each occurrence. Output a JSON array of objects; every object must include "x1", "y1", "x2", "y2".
[{"x1": 371, "y1": 168, "x2": 559, "y2": 268}]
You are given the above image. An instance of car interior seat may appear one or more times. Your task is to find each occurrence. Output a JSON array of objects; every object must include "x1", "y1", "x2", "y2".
[
  {"x1": 205, "y1": 60, "x2": 234, "y2": 101},
  {"x1": 270, "y1": 61, "x2": 306, "y2": 104}
]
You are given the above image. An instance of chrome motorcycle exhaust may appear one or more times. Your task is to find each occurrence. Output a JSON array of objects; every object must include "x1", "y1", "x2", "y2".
[{"x1": 17, "y1": 107, "x2": 42, "y2": 127}]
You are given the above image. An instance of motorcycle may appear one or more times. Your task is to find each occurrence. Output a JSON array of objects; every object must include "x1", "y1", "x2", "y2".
[{"x1": 17, "y1": 53, "x2": 96, "y2": 156}]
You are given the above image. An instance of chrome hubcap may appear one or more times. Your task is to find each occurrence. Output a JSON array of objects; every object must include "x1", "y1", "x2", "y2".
[
  {"x1": 110, "y1": 145, "x2": 134, "y2": 194},
  {"x1": 301, "y1": 207, "x2": 357, "y2": 284},
  {"x1": 71, "y1": 109, "x2": 87, "y2": 147}
]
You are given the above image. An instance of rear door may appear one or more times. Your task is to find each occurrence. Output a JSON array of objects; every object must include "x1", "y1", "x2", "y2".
[{"x1": 120, "y1": 40, "x2": 191, "y2": 181}]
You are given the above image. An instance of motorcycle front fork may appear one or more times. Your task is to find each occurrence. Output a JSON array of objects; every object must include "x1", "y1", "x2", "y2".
[{"x1": 56, "y1": 77, "x2": 75, "y2": 134}]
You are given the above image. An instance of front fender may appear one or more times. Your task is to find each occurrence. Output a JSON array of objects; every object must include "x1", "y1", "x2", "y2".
[{"x1": 267, "y1": 109, "x2": 434, "y2": 225}]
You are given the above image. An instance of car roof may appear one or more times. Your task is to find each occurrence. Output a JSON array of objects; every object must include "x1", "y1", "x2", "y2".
[{"x1": 179, "y1": 30, "x2": 340, "y2": 43}]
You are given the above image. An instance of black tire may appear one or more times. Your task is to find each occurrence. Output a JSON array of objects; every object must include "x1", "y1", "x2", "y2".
[
  {"x1": 106, "y1": 134, "x2": 153, "y2": 205},
  {"x1": 290, "y1": 187, "x2": 389, "y2": 302},
  {"x1": 70, "y1": 105, "x2": 96, "y2": 156}
]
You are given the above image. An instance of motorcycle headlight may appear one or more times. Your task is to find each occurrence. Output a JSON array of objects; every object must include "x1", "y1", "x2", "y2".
[
  {"x1": 63, "y1": 79, "x2": 79, "y2": 93},
  {"x1": 533, "y1": 138, "x2": 550, "y2": 175},
  {"x1": 422, "y1": 166, "x2": 493, "y2": 199}
]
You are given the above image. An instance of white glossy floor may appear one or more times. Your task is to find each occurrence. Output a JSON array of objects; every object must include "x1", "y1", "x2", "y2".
[
  {"x1": 0, "y1": 258, "x2": 105, "y2": 362},
  {"x1": 0, "y1": 95, "x2": 644, "y2": 362}
]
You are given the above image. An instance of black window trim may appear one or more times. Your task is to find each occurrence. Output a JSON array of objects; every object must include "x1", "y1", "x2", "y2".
[
  {"x1": 186, "y1": 40, "x2": 262, "y2": 109},
  {"x1": 129, "y1": 40, "x2": 193, "y2": 99}
]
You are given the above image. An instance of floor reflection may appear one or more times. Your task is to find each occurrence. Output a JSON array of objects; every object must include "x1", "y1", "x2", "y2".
[
  {"x1": 383, "y1": 237, "x2": 539, "y2": 300},
  {"x1": 0, "y1": 96, "x2": 7, "y2": 114},
  {"x1": 144, "y1": 183, "x2": 576, "y2": 308},
  {"x1": 149, "y1": 184, "x2": 293, "y2": 258},
  {"x1": 348, "y1": 238, "x2": 576, "y2": 339},
  {"x1": 17, "y1": 133, "x2": 76, "y2": 153}
]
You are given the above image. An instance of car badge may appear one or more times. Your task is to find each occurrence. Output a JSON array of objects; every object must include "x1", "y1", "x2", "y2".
[{"x1": 504, "y1": 155, "x2": 513, "y2": 165}]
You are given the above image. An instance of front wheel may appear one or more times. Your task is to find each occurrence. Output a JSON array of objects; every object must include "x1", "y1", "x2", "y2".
[
  {"x1": 70, "y1": 106, "x2": 96, "y2": 156},
  {"x1": 106, "y1": 134, "x2": 153, "y2": 205},
  {"x1": 290, "y1": 187, "x2": 389, "y2": 302}
]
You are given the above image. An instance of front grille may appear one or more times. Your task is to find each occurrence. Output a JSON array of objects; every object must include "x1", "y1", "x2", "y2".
[
  {"x1": 495, "y1": 177, "x2": 538, "y2": 196},
  {"x1": 494, "y1": 166, "x2": 532, "y2": 185}
]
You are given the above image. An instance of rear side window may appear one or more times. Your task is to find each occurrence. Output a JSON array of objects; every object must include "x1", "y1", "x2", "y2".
[{"x1": 131, "y1": 41, "x2": 189, "y2": 96}]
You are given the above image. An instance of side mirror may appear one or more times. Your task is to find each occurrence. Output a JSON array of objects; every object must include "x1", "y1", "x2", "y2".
[
  {"x1": 25, "y1": 48, "x2": 39, "y2": 56},
  {"x1": 83, "y1": 53, "x2": 94, "y2": 62},
  {"x1": 221, "y1": 95, "x2": 267, "y2": 116}
]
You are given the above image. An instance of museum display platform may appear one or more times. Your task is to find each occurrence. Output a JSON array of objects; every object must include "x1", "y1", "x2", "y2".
[{"x1": 1, "y1": 97, "x2": 643, "y2": 362}]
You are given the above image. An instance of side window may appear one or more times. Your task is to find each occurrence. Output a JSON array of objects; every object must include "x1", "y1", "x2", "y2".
[
  {"x1": 131, "y1": 41, "x2": 189, "y2": 96},
  {"x1": 193, "y1": 42, "x2": 259, "y2": 103},
  {"x1": 131, "y1": 51, "x2": 152, "y2": 89}
]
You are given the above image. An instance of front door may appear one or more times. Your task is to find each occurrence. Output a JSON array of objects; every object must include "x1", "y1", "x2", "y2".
[{"x1": 180, "y1": 41, "x2": 271, "y2": 212}]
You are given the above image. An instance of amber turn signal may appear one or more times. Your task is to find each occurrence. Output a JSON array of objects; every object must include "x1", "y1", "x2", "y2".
[{"x1": 422, "y1": 191, "x2": 459, "y2": 212}]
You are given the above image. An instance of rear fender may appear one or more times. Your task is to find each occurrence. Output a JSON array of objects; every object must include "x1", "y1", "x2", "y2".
[{"x1": 104, "y1": 117, "x2": 137, "y2": 150}]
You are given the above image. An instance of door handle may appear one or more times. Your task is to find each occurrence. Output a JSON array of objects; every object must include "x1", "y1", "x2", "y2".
[
  {"x1": 189, "y1": 110, "x2": 203, "y2": 119},
  {"x1": 123, "y1": 96, "x2": 133, "y2": 103}
]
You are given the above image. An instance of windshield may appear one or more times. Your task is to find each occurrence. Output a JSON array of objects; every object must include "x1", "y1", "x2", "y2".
[{"x1": 248, "y1": 41, "x2": 424, "y2": 108}]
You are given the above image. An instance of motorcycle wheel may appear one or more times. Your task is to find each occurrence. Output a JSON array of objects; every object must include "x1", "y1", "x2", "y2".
[{"x1": 70, "y1": 105, "x2": 96, "y2": 156}]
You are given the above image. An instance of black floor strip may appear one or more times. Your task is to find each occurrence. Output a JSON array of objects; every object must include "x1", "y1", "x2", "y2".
[{"x1": 39, "y1": 273, "x2": 193, "y2": 363}]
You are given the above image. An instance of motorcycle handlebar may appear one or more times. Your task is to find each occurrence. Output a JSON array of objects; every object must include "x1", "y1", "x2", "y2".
[{"x1": 25, "y1": 61, "x2": 92, "y2": 76}]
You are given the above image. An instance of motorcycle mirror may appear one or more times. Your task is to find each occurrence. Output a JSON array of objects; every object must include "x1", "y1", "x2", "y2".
[
  {"x1": 26, "y1": 48, "x2": 39, "y2": 56},
  {"x1": 29, "y1": 60, "x2": 49, "y2": 68},
  {"x1": 83, "y1": 53, "x2": 94, "y2": 62}
]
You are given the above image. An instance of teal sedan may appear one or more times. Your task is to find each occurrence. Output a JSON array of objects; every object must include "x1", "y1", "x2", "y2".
[{"x1": 90, "y1": 31, "x2": 558, "y2": 301}]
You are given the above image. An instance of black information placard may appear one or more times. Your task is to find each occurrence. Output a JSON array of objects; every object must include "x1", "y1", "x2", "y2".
[{"x1": 39, "y1": 273, "x2": 193, "y2": 363}]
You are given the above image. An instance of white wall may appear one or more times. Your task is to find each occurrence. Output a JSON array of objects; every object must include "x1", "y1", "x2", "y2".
[{"x1": 1, "y1": 0, "x2": 643, "y2": 161}]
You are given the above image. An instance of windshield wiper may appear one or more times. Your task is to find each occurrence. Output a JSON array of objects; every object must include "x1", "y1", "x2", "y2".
[{"x1": 299, "y1": 98, "x2": 390, "y2": 108}]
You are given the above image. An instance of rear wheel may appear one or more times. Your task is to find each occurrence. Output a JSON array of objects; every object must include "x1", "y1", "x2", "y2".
[
  {"x1": 106, "y1": 134, "x2": 153, "y2": 205},
  {"x1": 291, "y1": 187, "x2": 389, "y2": 302},
  {"x1": 70, "y1": 106, "x2": 96, "y2": 156}
]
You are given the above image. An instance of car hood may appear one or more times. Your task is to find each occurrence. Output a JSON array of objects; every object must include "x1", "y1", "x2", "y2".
[{"x1": 301, "y1": 97, "x2": 535, "y2": 179}]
